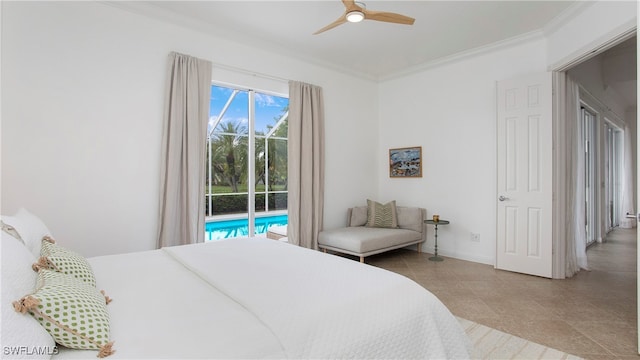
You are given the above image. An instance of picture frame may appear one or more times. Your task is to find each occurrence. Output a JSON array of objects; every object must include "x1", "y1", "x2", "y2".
[{"x1": 389, "y1": 146, "x2": 422, "y2": 178}]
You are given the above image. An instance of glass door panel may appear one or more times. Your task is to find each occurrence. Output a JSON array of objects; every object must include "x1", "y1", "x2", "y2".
[{"x1": 583, "y1": 108, "x2": 597, "y2": 246}]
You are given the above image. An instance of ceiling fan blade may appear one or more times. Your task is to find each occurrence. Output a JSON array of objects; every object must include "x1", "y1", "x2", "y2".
[
  {"x1": 313, "y1": 16, "x2": 348, "y2": 35},
  {"x1": 364, "y1": 9, "x2": 415, "y2": 25},
  {"x1": 342, "y1": 0, "x2": 361, "y2": 11}
]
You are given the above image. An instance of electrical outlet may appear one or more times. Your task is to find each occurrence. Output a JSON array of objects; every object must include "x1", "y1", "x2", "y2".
[{"x1": 471, "y1": 233, "x2": 480, "y2": 242}]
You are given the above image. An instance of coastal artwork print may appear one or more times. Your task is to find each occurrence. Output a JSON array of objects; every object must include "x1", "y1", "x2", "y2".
[{"x1": 389, "y1": 146, "x2": 422, "y2": 178}]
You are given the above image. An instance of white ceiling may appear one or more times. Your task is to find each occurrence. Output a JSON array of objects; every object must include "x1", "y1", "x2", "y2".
[{"x1": 116, "y1": 0, "x2": 581, "y2": 80}]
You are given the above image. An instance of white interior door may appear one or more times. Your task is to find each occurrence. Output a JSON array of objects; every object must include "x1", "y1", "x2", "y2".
[{"x1": 496, "y1": 72, "x2": 553, "y2": 278}]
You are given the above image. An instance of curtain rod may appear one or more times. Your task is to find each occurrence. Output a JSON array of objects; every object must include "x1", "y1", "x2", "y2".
[{"x1": 212, "y1": 62, "x2": 290, "y2": 84}]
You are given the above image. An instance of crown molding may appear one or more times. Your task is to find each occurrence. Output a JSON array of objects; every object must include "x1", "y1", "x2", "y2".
[
  {"x1": 542, "y1": 1, "x2": 597, "y2": 37},
  {"x1": 99, "y1": 1, "x2": 378, "y2": 83},
  {"x1": 378, "y1": 30, "x2": 545, "y2": 82},
  {"x1": 99, "y1": 1, "x2": 603, "y2": 84}
]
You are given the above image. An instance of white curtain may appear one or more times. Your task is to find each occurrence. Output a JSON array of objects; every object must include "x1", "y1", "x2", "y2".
[
  {"x1": 287, "y1": 81, "x2": 325, "y2": 249},
  {"x1": 620, "y1": 124, "x2": 635, "y2": 228},
  {"x1": 553, "y1": 72, "x2": 588, "y2": 278},
  {"x1": 157, "y1": 52, "x2": 212, "y2": 248}
]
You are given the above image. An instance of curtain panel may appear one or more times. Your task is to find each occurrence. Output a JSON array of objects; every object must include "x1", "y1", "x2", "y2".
[
  {"x1": 552, "y1": 72, "x2": 587, "y2": 278},
  {"x1": 287, "y1": 81, "x2": 325, "y2": 249},
  {"x1": 157, "y1": 52, "x2": 212, "y2": 248}
]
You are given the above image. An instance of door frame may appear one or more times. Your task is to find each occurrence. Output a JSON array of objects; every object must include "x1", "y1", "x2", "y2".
[{"x1": 548, "y1": 27, "x2": 637, "y2": 353}]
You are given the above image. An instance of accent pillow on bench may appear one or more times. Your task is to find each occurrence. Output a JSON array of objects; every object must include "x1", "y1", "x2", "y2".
[{"x1": 365, "y1": 199, "x2": 398, "y2": 229}]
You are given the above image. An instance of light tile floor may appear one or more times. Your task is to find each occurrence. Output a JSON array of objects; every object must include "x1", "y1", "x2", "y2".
[{"x1": 352, "y1": 228, "x2": 637, "y2": 359}]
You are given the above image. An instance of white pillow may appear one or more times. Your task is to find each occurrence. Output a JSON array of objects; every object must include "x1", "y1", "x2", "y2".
[
  {"x1": 349, "y1": 206, "x2": 368, "y2": 227},
  {"x1": 1, "y1": 232, "x2": 56, "y2": 359},
  {"x1": 1, "y1": 208, "x2": 52, "y2": 258}
]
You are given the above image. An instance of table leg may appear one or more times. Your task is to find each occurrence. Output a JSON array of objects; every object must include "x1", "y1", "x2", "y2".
[{"x1": 429, "y1": 224, "x2": 444, "y2": 262}]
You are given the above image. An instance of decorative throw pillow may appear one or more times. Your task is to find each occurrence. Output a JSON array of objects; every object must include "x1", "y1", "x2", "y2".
[
  {"x1": 34, "y1": 238, "x2": 96, "y2": 287},
  {"x1": 365, "y1": 199, "x2": 399, "y2": 228},
  {"x1": 40, "y1": 236, "x2": 56, "y2": 256},
  {"x1": 2, "y1": 232, "x2": 57, "y2": 359},
  {"x1": 13, "y1": 269, "x2": 114, "y2": 357}
]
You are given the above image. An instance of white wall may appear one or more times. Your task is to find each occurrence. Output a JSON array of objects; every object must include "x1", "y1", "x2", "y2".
[
  {"x1": 2, "y1": 1, "x2": 635, "y2": 263},
  {"x1": 568, "y1": 57, "x2": 630, "y2": 123},
  {"x1": 378, "y1": 38, "x2": 549, "y2": 265},
  {"x1": 374, "y1": 0, "x2": 636, "y2": 265},
  {"x1": 1, "y1": 2, "x2": 378, "y2": 257}
]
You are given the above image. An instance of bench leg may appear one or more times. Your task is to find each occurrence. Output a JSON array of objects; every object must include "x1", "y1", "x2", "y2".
[
  {"x1": 322, "y1": 249, "x2": 327, "y2": 253},
  {"x1": 360, "y1": 256, "x2": 364, "y2": 263}
]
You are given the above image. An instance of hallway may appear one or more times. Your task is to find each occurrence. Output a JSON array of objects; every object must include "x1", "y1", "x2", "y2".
[{"x1": 365, "y1": 227, "x2": 638, "y2": 359}]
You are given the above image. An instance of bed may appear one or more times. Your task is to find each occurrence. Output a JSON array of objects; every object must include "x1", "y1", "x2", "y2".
[{"x1": 2, "y1": 209, "x2": 471, "y2": 359}]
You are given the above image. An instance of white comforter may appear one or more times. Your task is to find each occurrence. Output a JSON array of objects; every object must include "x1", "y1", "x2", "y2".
[{"x1": 56, "y1": 238, "x2": 470, "y2": 359}]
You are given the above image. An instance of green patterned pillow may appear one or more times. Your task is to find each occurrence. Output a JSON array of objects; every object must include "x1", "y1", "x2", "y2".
[
  {"x1": 40, "y1": 236, "x2": 57, "y2": 256},
  {"x1": 35, "y1": 237, "x2": 96, "y2": 287},
  {"x1": 365, "y1": 199, "x2": 399, "y2": 228},
  {"x1": 13, "y1": 269, "x2": 114, "y2": 357}
]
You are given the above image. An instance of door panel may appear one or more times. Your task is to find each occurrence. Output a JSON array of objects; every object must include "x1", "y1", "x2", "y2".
[{"x1": 496, "y1": 73, "x2": 553, "y2": 278}]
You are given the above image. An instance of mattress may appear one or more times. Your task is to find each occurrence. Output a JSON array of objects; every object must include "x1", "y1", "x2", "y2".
[{"x1": 55, "y1": 237, "x2": 470, "y2": 359}]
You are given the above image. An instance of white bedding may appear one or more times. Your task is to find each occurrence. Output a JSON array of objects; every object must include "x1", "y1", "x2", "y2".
[{"x1": 56, "y1": 238, "x2": 470, "y2": 359}]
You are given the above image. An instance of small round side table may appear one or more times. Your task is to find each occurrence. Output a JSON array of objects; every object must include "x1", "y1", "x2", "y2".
[{"x1": 424, "y1": 219, "x2": 450, "y2": 262}]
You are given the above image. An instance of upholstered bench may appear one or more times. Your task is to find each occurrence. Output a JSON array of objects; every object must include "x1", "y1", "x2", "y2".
[
  {"x1": 266, "y1": 225, "x2": 287, "y2": 240},
  {"x1": 318, "y1": 205, "x2": 426, "y2": 263}
]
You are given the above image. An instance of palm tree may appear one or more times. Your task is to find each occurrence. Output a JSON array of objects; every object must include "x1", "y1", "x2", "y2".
[
  {"x1": 211, "y1": 121, "x2": 248, "y2": 193},
  {"x1": 255, "y1": 131, "x2": 266, "y2": 188},
  {"x1": 268, "y1": 114, "x2": 288, "y2": 191}
]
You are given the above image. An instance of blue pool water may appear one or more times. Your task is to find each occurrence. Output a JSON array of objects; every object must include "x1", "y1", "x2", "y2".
[{"x1": 205, "y1": 214, "x2": 288, "y2": 241}]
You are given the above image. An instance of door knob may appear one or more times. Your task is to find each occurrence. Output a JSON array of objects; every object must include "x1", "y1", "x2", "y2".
[{"x1": 498, "y1": 195, "x2": 508, "y2": 201}]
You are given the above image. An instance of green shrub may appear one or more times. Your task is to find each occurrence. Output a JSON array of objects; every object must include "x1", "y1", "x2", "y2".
[{"x1": 205, "y1": 193, "x2": 288, "y2": 215}]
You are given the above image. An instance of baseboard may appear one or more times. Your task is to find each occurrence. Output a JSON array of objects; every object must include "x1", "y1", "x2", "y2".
[
  {"x1": 441, "y1": 250, "x2": 494, "y2": 266},
  {"x1": 411, "y1": 244, "x2": 494, "y2": 266}
]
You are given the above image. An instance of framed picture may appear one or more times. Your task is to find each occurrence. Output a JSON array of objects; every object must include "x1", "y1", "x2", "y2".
[{"x1": 389, "y1": 146, "x2": 422, "y2": 178}]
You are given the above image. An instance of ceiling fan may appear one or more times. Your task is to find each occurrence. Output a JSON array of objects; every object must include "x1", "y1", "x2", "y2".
[{"x1": 313, "y1": 0, "x2": 415, "y2": 35}]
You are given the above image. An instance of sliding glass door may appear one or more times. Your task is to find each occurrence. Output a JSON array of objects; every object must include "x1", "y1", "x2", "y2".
[
  {"x1": 205, "y1": 84, "x2": 289, "y2": 241},
  {"x1": 604, "y1": 121, "x2": 622, "y2": 231},
  {"x1": 582, "y1": 107, "x2": 598, "y2": 246}
]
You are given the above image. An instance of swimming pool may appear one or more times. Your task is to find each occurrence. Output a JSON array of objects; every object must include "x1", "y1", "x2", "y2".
[{"x1": 205, "y1": 214, "x2": 288, "y2": 241}]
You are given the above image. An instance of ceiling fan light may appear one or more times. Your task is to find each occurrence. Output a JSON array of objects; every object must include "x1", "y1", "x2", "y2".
[{"x1": 346, "y1": 10, "x2": 365, "y2": 23}]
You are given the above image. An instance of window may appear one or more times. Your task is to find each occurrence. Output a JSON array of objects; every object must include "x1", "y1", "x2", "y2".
[{"x1": 205, "y1": 84, "x2": 288, "y2": 240}]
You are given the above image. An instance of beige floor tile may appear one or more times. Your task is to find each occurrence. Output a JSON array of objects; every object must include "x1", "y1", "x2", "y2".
[
  {"x1": 365, "y1": 227, "x2": 638, "y2": 358},
  {"x1": 443, "y1": 298, "x2": 501, "y2": 322},
  {"x1": 484, "y1": 298, "x2": 560, "y2": 321},
  {"x1": 567, "y1": 320, "x2": 638, "y2": 356}
]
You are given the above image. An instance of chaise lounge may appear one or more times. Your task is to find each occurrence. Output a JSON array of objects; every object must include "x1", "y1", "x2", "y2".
[{"x1": 318, "y1": 204, "x2": 426, "y2": 263}]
